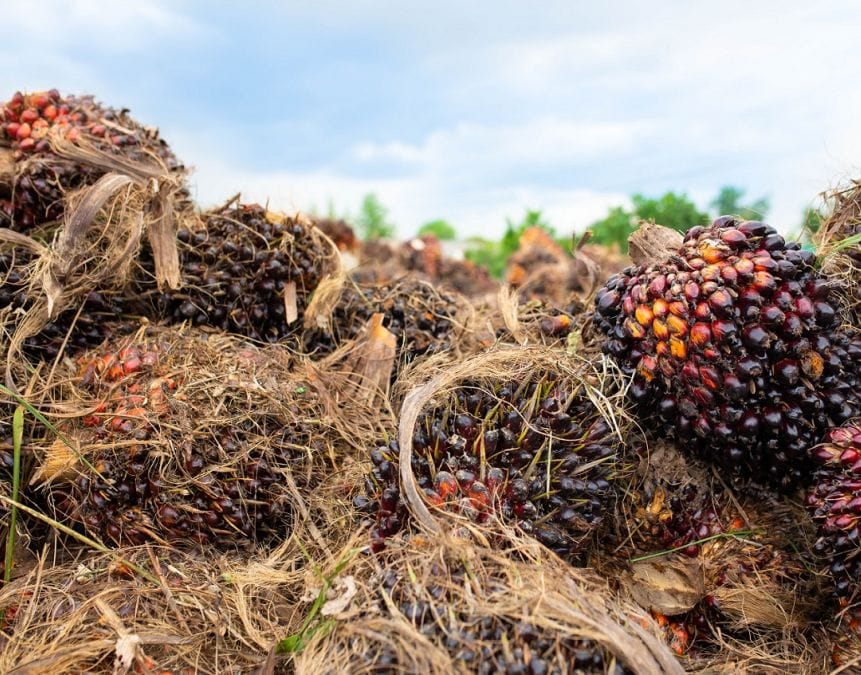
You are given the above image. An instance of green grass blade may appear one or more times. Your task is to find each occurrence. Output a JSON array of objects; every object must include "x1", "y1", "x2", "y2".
[
  {"x1": 629, "y1": 529, "x2": 756, "y2": 563},
  {"x1": 0, "y1": 495, "x2": 158, "y2": 584},
  {"x1": 3, "y1": 407, "x2": 23, "y2": 584}
]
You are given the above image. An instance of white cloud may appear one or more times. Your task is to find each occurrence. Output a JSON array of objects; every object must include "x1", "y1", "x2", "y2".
[
  {"x1": 0, "y1": 0, "x2": 210, "y2": 51},
  {"x1": 350, "y1": 118, "x2": 647, "y2": 173}
]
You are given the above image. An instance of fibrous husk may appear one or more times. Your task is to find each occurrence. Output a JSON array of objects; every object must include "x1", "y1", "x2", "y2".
[
  {"x1": 296, "y1": 533, "x2": 684, "y2": 675},
  {"x1": 23, "y1": 326, "x2": 370, "y2": 551},
  {"x1": 813, "y1": 180, "x2": 861, "y2": 326}
]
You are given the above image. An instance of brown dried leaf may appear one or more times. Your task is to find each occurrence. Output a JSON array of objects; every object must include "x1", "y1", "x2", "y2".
[
  {"x1": 625, "y1": 559, "x2": 704, "y2": 615},
  {"x1": 628, "y1": 222, "x2": 684, "y2": 267}
]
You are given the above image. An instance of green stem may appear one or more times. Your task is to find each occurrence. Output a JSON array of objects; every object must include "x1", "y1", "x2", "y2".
[
  {"x1": 3, "y1": 407, "x2": 23, "y2": 584},
  {"x1": 0, "y1": 495, "x2": 158, "y2": 584},
  {"x1": 629, "y1": 530, "x2": 757, "y2": 563}
]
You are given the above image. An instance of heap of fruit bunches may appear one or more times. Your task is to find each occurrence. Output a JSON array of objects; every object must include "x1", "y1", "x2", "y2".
[
  {"x1": 354, "y1": 560, "x2": 630, "y2": 675},
  {"x1": 44, "y1": 339, "x2": 298, "y2": 547},
  {"x1": 357, "y1": 373, "x2": 625, "y2": 559},
  {"x1": 0, "y1": 90, "x2": 184, "y2": 233},
  {"x1": 134, "y1": 203, "x2": 333, "y2": 344},
  {"x1": 806, "y1": 423, "x2": 861, "y2": 627},
  {"x1": 302, "y1": 277, "x2": 458, "y2": 368},
  {"x1": 594, "y1": 217, "x2": 861, "y2": 488}
]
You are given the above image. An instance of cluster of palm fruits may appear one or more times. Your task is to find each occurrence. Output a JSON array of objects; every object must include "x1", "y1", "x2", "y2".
[
  {"x1": 0, "y1": 90, "x2": 183, "y2": 232},
  {"x1": 44, "y1": 339, "x2": 294, "y2": 547},
  {"x1": 134, "y1": 203, "x2": 332, "y2": 344},
  {"x1": 355, "y1": 560, "x2": 628, "y2": 675},
  {"x1": 302, "y1": 277, "x2": 458, "y2": 367},
  {"x1": 627, "y1": 480, "x2": 726, "y2": 557},
  {"x1": 806, "y1": 423, "x2": 861, "y2": 627},
  {"x1": 594, "y1": 217, "x2": 861, "y2": 488},
  {"x1": 0, "y1": 243, "x2": 139, "y2": 361},
  {"x1": 358, "y1": 374, "x2": 624, "y2": 560}
]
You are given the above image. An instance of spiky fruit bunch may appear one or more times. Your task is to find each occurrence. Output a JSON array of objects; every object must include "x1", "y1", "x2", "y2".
[
  {"x1": 0, "y1": 247, "x2": 138, "y2": 361},
  {"x1": 45, "y1": 340, "x2": 295, "y2": 547},
  {"x1": 356, "y1": 561, "x2": 629, "y2": 675},
  {"x1": 303, "y1": 277, "x2": 458, "y2": 367},
  {"x1": 358, "y1": 374, "x2": 624, "y2": 559},
  {"x1": 134, "y1": 204, "x2": 333, "y2": 344},
  {"x1": 806, "y1": 424, "x2": 861, "y2": 618},
  {"x1": 594, "y1": 217, "x2": 861, "y2": 487},
  {"x1": 0, "y1": 90, "x2": 184, "y2": 232}
]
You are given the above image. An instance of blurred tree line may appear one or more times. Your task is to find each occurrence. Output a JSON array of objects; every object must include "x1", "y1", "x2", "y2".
[{"x1": 328, "y1": 185, "x2": 823, "y2": 279}]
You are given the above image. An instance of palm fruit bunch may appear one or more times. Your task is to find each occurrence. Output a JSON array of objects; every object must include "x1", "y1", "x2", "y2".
[
  {"x1": 806, "y1": 423, "x2": 861, "y2": 629},
  {"x1": 0, "y1": 245, "x2": 137, "y2": 361},
  {"x1": 43, "y1": 338, "x2": 297, "y2": 547},
  {"x1": 312, "y1": 216, "x2": 357, "y2": 252},
  {"x1": 593, "y1": 217, "x2": 861, "y2": 488},
  {"x1": 302, "y1": 277, "x2": 458, "y2": 368},
  {"x1": 134, "y1": 203, "x2": 334, "y2": 344},
  {"x1": 353, "y1": 558, "x2": 630, "y2": 674},
  {"x1": 0, "y1": 89, "x2": 183, "y2": 232},
  {"x1": 358, "y1": 373, "x2": 624, "y2": 559}
]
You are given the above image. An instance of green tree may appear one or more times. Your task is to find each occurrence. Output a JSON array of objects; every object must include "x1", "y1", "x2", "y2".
[
  {"x1": 587, "y1": 192, "x2": 708, "y2": 253},
  {"x1": 710, "y1": 186, "x2": 770, "y2": 220},
  {"x1": 464, "y1": 209, "x2": 556, "y2": 279},
  {"x1": 587, "y1": 206, "x2": 635, "y2": 249},
  {"x1": 417, "y1": 219, "x2": 457, "y2": 240},
  {"x1": 355, "y1": 193, "x2": 395, "y2": 240}
]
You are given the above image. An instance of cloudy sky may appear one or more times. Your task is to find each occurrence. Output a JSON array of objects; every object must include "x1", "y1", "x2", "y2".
[{"x1": 2, "y1": 1, "x2": 860, "y2": 238}]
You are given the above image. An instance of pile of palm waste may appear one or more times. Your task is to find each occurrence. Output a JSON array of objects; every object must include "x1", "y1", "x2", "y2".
[{"x1": 0, "y1": 89, "x2": 858, "y2": 674}]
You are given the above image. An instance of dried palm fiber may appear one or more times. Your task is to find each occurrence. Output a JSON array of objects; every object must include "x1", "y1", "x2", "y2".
[
  {"x1": 0, "y1": 127, "x2": 188, "y2": 380},
  {"x1": 600, "y1": 440, "x2": 823, "y2": 670},
  {"x1": 814, "y1": 179, "x2": 861, "y2": 326},
  {"x1": 301, "y1": 275, "x2": 466, "y2": 383},
  {"x1": 358, "y1": 343, "x2": 634, "y2": 564},
  {"x1": 130, "y1": 199, "x2": 342, "y2": 346},
  {"x1": 295, "y1": 532, "x2": 684, "y2": 675},
  {"x1": 0, "y1": 529, "x2": 365, "y2": 673},
  {"x1": 0, "y1": 89, "x2": 186, "y2": 233},
  {"x1": 27, "y1": 326, "x2": 353, "y2": 549}
]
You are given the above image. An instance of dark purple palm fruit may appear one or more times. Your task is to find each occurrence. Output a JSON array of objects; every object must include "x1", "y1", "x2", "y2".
[
  {"x1": 0, "y1": 245, "x2": 137, "y2": 362},
  {"x1": 357, "y1": 560, "x2": 632, "y2": 674},
  {"x1": 301, "y1": 276, "x2": 458, "y2": 371},
  {"x1": 806, "y1": 423, "x2": 861, "y2": 630},
  {"x1": 593, "y1": 217, "x2": 861, "y2": 488},
  {"x1": 0, "y1": 89, "x2": 184, "y2": 233},
  {"x1": 358, "y1": 374, "x2": 626, "y2": 560},
  {"x1": 132, "y1": 203, "x2": 335, "y2": 344}
]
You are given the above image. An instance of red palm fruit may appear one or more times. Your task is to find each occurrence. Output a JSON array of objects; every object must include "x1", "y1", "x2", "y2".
[
  {"x1": 594, "y1": 217, "x2": 861, "y2": 488},
  {"x1": 301, "y1": 276, "x2": 458, "y2": 374},
  {"x1": 131, "y1": 204, "x2": 336, "y2": 345}
]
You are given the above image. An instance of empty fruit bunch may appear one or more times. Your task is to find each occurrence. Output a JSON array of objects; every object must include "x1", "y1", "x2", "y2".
[{"x1": 594, "y1": 217, "x2": 861, "y2": 488}]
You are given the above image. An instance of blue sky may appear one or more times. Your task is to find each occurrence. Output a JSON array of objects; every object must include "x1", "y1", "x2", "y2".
[{"x1": 2, "y1": 1, "x2": 860, "y2": 238}]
